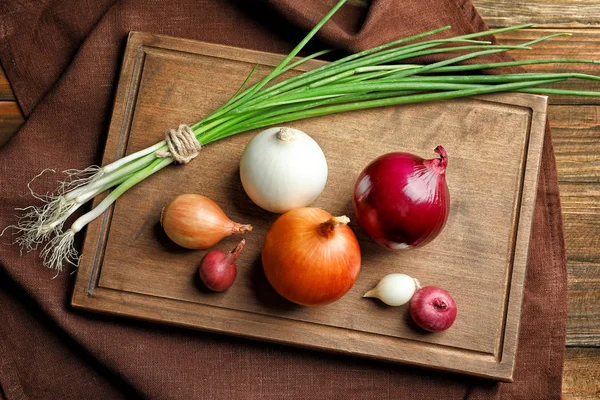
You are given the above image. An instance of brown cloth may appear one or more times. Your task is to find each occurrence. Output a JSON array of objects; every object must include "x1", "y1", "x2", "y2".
[{"x1": 0, "y1": 0, "x2": 567, "y2": 399}]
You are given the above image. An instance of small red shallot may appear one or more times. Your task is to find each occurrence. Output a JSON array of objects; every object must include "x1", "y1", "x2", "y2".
[
  {"x1": 409, "y1": 286, "x2": 457, "y2": 332},
  {"x1": 198, "y1": 240, "x2": 245, "y2": 292}
]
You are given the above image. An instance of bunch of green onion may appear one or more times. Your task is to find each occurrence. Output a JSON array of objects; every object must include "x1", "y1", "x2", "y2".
[{"x1": 6, "y1": 0, "x2": 600, "y2": 272}]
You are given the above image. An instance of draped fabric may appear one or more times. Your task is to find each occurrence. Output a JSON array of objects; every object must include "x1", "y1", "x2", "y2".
[{"x1": 0, "y1": 1, "x2": 566, "y2": 398}]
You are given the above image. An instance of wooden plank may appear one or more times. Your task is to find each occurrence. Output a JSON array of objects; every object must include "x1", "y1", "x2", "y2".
[
  {"x1": 550, "y1": 105, "x2": 600, "y2": 182},
  {"x1": 559, "y1": 182, "x2": 600, "y2": 346},
  {"x1": 560, "y1": 182, "x2": 600, "y2": 219},
  {"x1": 0, "y1": 102, "x2": 24, "y2": 147},
  {"x1": 0, "y1": 68, "x2": 16, "y2": 101},
  {"x1": 560, "y1": 183, "x2": 600, "y2": 264},
  {"x1": 356, "y1": 0, "x2": 600, "y2": 28},
  {"x1": 474, "y1": 0, "x2": 600, "y2": 28},
  {"x1": 567, "y1": 262, "x2": 600, "y2": 346},
  {"x1": 71, "y1": 32, "x2": 549, "y2": 381},
  {"x1": 550, "y1": 102, "x2": 600, "y2": 346},
  {"x1": 563, "y1": 347, "x2": 600, "y2": 400},
  {"x1": 496, "y1": 29, "x2": 600, "y2": 106}
]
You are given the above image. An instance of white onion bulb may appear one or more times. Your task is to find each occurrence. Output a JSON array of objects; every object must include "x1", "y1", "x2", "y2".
[{"x1": 239, "y1": 127, "x2": 328, "y2": 213}]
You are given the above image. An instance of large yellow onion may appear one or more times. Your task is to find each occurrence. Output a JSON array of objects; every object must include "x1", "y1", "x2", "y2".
[{"x1": 262, "y1": 208, "x2": 361, "y2": 306}]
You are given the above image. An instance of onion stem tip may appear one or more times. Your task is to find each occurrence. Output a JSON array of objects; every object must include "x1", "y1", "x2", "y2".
[
  {"x1": 229, "y1": 239, "x2": 246, "y2": 260},
  {"x1": 159, "y1": 207, "x2": 165, "y2": 226},
  {"x1": 319, "y1": 215, "x2": 350, "y2": 236},
  {"x1": 414, "y1": 278, "x2": 422, "y2": 290},
  {"x1": 330, "y1": 215, "x2": 350, "y2": 226},
  {"x1": 234, "y1": 223, "x2": 253, "y2": 233},
  {"x1": 276, "y1": 127, "x2": 296, "y2": 141}
]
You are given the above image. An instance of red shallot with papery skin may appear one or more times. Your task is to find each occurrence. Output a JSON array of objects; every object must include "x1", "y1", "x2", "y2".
[
  {"x1": 353, "y1": 146, "x2": 450, "y2": 250},
  {"x1": 409, "y1": 286, "x2": 457, "y2": 332},
  {"x1": 199, "y1": 240, "x2": 245, "y2": 292}
]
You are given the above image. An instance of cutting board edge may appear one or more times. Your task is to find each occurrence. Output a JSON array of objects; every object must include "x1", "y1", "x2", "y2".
[{"x1": 71, "y1": 284, "x2": 516, "y2": 382}]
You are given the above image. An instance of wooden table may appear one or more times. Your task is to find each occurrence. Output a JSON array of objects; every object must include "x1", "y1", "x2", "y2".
[{"x1": 0, "y1": 1, "x2": 598, "y2": 398}]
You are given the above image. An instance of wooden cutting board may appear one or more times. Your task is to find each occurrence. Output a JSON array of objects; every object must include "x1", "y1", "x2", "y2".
[{"x1": 71, "y1": 31, "x2": 548, "y2": 382}]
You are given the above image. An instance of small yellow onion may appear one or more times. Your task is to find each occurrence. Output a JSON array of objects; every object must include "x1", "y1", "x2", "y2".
[{"x1": 161, "y1": 194, "x2": 252, "y2": 249}]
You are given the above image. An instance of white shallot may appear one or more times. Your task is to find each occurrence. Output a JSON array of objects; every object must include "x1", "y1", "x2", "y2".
[{"x1": 363, "y1": 273, "x2": 421, "y2": 306}]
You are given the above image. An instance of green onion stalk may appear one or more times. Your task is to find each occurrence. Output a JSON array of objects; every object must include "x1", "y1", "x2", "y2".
[{"x1": 5, "y1": 0, "x2": 600, "y2": 272}]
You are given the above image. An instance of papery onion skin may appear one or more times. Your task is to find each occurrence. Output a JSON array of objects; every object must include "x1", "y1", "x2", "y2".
[
  {"x1": 161, "y1": 194, "x2": 252, "y2": 250},
  {"x1": 262, "y1": 208, "x2": 361, "y2": 306},
  {"x1": 353, "y1": 146, "x2": 450, "y2": 250}
]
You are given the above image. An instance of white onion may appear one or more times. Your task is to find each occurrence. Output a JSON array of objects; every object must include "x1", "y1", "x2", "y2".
[{"x1": 239, "y1": 127, "x2": 328, "y2": 213}]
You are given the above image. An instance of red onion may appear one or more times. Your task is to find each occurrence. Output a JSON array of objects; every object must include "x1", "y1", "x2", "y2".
[
  {"x1": 199, "y1": 240, "x2": 245, "y2": 292},
  {"x1": 409, "y1": 286, "x2": 457, "y2": 332},
  {"x1": 352, "y1": 146, "x2": 450, "y2": 250}
]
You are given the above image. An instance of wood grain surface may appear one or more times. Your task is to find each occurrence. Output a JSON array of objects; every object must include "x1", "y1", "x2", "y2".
[
  {"x1": 563, "y1": 347, "x2": 600, "y2": 399},
  {"x1": 0, "y1": 69, "x2": 23, "y2": 147},
  {"x1": 1, "y1": 1, "x2": 599, "y2": 397},
  {"x1": 0, "y1": 69, "x2": 15, "y2": 101},
  {"x1": 474, "y1": 0, "x2": 600, "y2": 28}
]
